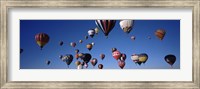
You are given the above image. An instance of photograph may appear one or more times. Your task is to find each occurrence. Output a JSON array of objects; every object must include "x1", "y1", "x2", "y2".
[{"x1": 20, "y1": 20, "x2": 180, "y2": 69}]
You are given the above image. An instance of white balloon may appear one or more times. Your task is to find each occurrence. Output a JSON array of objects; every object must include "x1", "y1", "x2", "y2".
[
  {"x1": 119, "y1": 20, "x2": 134, "y2": 33},
  {"x1": 88, "y1": 29, "x2": 95, "y2": 36}
]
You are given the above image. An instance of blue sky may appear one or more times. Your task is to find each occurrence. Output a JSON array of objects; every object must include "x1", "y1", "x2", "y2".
[{"x1": 20, "y1": 20, "x2": 180, "y2": 69}]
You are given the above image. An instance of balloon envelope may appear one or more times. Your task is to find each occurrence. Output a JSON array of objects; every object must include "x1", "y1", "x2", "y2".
[
  {"x1": 86, "y1": 43, "x2": 93, "y2": 51},
  {"x1": 35, "y1": 33, "x2": 50, "y2": 50},
  {"x1": 155, "y1": 29, "x2": 166, "y2": 40},
  {"x1": 82, "y1": 53, "x2": 92, "y2": 64},
  {"x1": 90, "y1": 58, "x2": 98, "y2": 67},
  {"x1": 88, "y1": 29, "x2": 95, "y2": 38},
  {"x1": 138, "y1": 53, "x2": 148, "y2": 63},
  {"x1": 70, "y1": 42, "x2": 76, "y2": 47},
  {"x1": 98, "y1": 64, "x2": 103, "y2": 69},
  {"x1": 46, "y1": 60, "x2": 51, "y2": 65},
  {"x1": 100, "y1": 54, "x2": 105, "y2": 60},
  {"x1": 119, "y1": 20, "x2": 134, "y2": 34},
  {"x1": 112, "y1": 50, "x2": 121, "y2": 60},
  {"x1": 95, "y1": 27, "x2": 99, "y2": 34},
  {"x1": 118, "y1": 60, "x2": 125, "y2": 69},
  {"x1": 164, "y1": 54, "x2": 176, "y2": 66},
  {"x1": 95, "y1": 20, "x2": 116, "y2": 37}
]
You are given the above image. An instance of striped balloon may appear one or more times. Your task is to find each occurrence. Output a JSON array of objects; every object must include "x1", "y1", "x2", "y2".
[
  {"x1": 95, "y1": 20, "x2": 116, "y2": 37},
  {"x1": 35, "y1": 33, "x2": 50, "y2": 50},
  {"x1": 155, "y1": 29, "x2": 166, "y2": 40}
]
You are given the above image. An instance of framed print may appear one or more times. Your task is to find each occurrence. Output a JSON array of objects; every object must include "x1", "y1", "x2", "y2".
[{"x1": 0, "y1": 0, "x2": 200, "y2": 89}]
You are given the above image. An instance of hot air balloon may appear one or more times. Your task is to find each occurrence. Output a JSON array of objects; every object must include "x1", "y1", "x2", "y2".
[
  {"x1": 98, "y1": 64, "x2": 103, "y2": 69},
  {"x1": 131, "y1": 54, "x2": 139, "y2": 63},
  {"x1": 46, "y1": 60, "x2": 51, "y2": 65},
  {"x1": 79, "y1": 40, "x2": 83, "y2": 43},
  {"x1": 119, "y1": 20, "x2": 134, "y2": 34},
  {"x1": 20, "y1": 48, "x2": 23, "y2": 54},
  {"x1": 118, "y1": 60, "x2": 125, "y2": 69},
  {"x1": 100, "y1": 54, "x2": 105, "y2": 60},
  {"x1": 86, "y1": 43, "x2": 93, "y2": 51},
  {"x1": 112, "y1": 50, "x2": 121, "y2": 60},
  {"x1": 138, "y1": 53, "x2": 148, "y2": 64},
  {"x1": 62, "y1": 54, "x2": 73, "y2": 68},
  {"x1": 75, "y1": 54, "x2": 79, "y2": 59},
  {"x1": 70, "y1": 42, "x2": 76, "y2": 47},
  {"x1": 35, "y1": 33, "x2": 50, "y2": 50},
  {"x1": 77, "y1": 64, "x2": 83, "y2": 69},
  {"x1": 111, "y1": 48, "x2": 117, "y2": 53},
  {"x1": 59, "y1": 55, "x2": 63, "y2": 59},
  {"x1": 120, "y1": 53, "x2": 126, "y2": 61},
  {"x1": 95, "y1": 20, "x2": 116, "y2": 38},
  {"x1": 95, "y1": 27, "x2": 99, "y2": 34},
  {"x1": 164, "y1": 54, "x2": 176, "y2": 68},
  {"x1": 59, "y1": 41, "x2": 63, "y2": 46},
  {"x1": 78, "y1": 53, "x2": 84, "y2": 59},
  {"x1": 75, "y1": 49, "x2": 79, "y2": 53},
  {"x1": 131, "y1": 36, "x2": 136, "y2": 40},
  {"x1": 155, "y1": 29, "x2": 166, "y2": 40},
  {"x1": 90, "y1": 58, "x2": 98, "y2": 67},
  {"x1": 88, "y1": 29, "x2": 95, "y2": 38},
  {"x1": 85, "y1": 36, "x2": 88, "y2": 40},
  {"x1": 91, "y1": 42, "x2": 95, "y2": 46},
  {"x1": 81, "y1": 53, "x2": 92, "y2": 64},
  {"x1": 75, "y1": 61, "x2": 81, "y2": 66}
]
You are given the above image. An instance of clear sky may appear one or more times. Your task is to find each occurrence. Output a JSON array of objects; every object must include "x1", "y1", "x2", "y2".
[{"x1": 20, "y1": 20, "x2": 180, "y2": 69}]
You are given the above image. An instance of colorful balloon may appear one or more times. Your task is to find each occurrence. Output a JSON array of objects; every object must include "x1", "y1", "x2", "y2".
[
  {"x1": 81, "y1": 53, "x2": 92, "y2": 64},
  {"x1": 88, "y1": 29, "x2": 95, "y2": 38},
  {"x1": 35, "y1": 33, "x2": 50, "y2": 50},
  {"x1": 95, "y1": 20, "x2": 116, "y2": 37},
  {"x1": 155, "y1": 29, "x2": 166, "y2": 40},
  {"x1": 138, "y1": 53, "x2": 148, "y2": 64},
  {"x1": 86, "y1": 43, "x2": 93, "y2": 51},
  {"x1": 90, "y1": 58, "x2": 98, "y2": 67},
  {"x1": 119, "y1": 20, "x2": 134, "y2": 34},
  {"x1": 70, "y1": 42, "x2": 76, "y2": 47},
  {"x1": 75, "y1": 61, "x2": 81, "y2": 66},
  {"x1": 120, "y1": 53, "x2": 126, "y2": 61},
  {"x1": 131, "y1": 54, "x2": 139, "y2": 63},
  {"x1": 98, "y1": 64, "x2": 103, "y2": 69},
  {"x1": 100, "y1": 54, "x2": 105, "y2": 60},
  {"x1": 112, "y1": 50, "x2": 121, "y2": 60},
  {"x1": 62, "y1": 54, "x2": 73, "y2": 68},
  {"x1": 118, "y1": 60, "x2": 125, "y2": 69},
  {"x1": 164, "y1": 54, "x2": 176, "y2": 67},
  {"x1": 95, "y1": 27, "x2": 99, "y2": 34}
]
